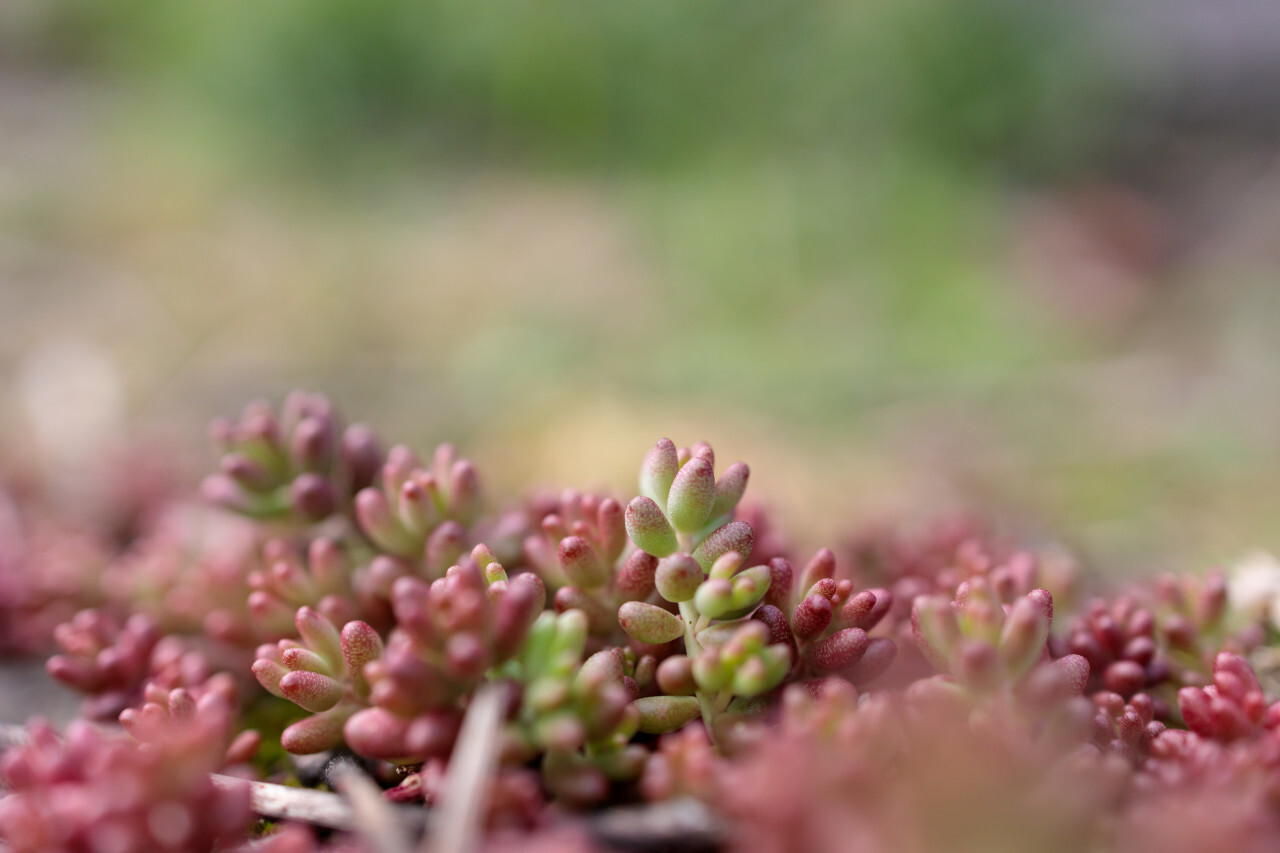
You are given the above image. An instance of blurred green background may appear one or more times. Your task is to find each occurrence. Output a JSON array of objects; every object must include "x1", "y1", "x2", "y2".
[{"x1": 4, "y1": 0, "x2": 1280, "y2": 576}]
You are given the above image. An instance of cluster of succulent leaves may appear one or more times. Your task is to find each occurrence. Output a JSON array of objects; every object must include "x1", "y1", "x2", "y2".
[{"x1": 10, "y1": 390, "x2": 1280, "y2": 851}]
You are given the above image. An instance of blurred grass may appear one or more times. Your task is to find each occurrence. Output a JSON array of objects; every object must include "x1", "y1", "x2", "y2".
[
  {"x1": 29, "y1": 0, "x2": 1107, "y2": 176},
  {"x1": 4, "y1": 0, "x2": 1280, "y2": 578}
]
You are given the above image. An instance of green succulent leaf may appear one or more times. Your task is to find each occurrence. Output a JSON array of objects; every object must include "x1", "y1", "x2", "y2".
[
  {"x1": 634, "y1": 695, "x2": 701, "y2": 734},
  {"x1": 618, "y1": 601, "x2": 684, "y2": 645}
]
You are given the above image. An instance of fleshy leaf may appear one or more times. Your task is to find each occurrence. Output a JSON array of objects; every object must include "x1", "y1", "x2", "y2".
[
  {"x1": 634, "y1": 695, "x2": 701, "y2": 734},
  {"x1": 692, "y1": 521, "x2": 754, "y2": 572},
  {"x1": 618, "y1": 602, "x2": 684, "y2": 645},
  {"x1": 667, "y1": 457, "x2": 716, "y2": 534},
  {"x1": 625, "y1": 497, "x2": 679, "y2": 558},
  {"x1": 639, "y1": 439, "x2": 679, "y2": 512}
]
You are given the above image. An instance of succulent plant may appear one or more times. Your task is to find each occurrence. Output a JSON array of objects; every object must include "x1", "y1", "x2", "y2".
[
  {"x1": 1177, "y1": 652, "x2": 1280, "y2": 743},
  {"x1": 120, "y1": 678, "x2": 262, "y2": 767},
  {"x1": 98, "y1": 502, "x2": 268, "y2": 645},
  {"x1": 501, "y1": 611, "x2": 647, "y2": 805},
  {"x1": 0, "y1": 719, "x2": 252, "y2": 853},
  {"x1": 45, "y1": 609, "x2": 161, "y2": 720},
  {"x1": 908, "y1": 578, "x2": 1097, "y2": 754},
  {"x1": 13, "y1": 392, "x2": 1280, "y2": 852},
  {"x1": 340, "y1": 554, "x2": 544, "y2": 763},
  {"x1": 618, "y1": 439, "x2": 792, "y2": 737},
  {"x1": 252, "y1": 606, "x2": 384, "y2": 755},
  {"x1": 524, "y1": 489, "x2": 658, "y2": 639},
  {"x1": 353, "y1": 443, "x2": 478, "y2": 563},
  {"x1": 247, "y1": 537, "x2": 361, "y2": 638},
  {"x1": 752, "y1": 548, "x2": 897, "y2": 690},
  {"x1": 202, "y1": 391, "x2": 383, "y2": 524},
  {"x1": 1090, "y1": 691, "x2": 1166, "y2": 764},
  {"x1": 912, "y1": 580, "x2": 1061, "y2": 692},
  {"x1": 1059, "y1": 595, "x2": 1171, "y2": 701},
  {"x1": 1153, "y1": 571, "x2": 1265, "y2": 684},
  {"x1": 0, "y1": 489, "x2": 111, "y2": 654}
]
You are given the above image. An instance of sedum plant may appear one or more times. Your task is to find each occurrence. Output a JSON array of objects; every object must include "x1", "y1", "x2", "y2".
[
  {"x1": 752, "y1": 548, "x2": 898, "y2": 691},
  {"x1": 523, "y1": 490, "x2": 658, "y2": 640},
  {"x1": 500, "y1": 611, "x2": 647, "y2": 805},
  {"x1": 617, "y1": 440, "x2": 793, "y2": 738},
  {"x1": 0, "y1": 718, "x2": 253, "y2": 853},
  {"x1": 14, "y1": 390, "x2": 1280, "y2": 852},
  {"x1": 246, "y1": 538, "x2": 362, "y2": 639},
  {"x1": 202, "y1": 392, "x2": 382, "y2": 524},
  {"x1": 352, "y1": 443, "x2": 478, "y2": 566},
  {"x1": 252, "y1": 605, "x2": 384, "y2": 755}
]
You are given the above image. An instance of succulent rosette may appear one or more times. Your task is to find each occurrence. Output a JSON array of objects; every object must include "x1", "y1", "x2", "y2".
[
  {"x1": 1090, "y1": 690, "x2": 1166, "y2": 765},
  {"x1": 353, "y1": 443, "x2": 479, "y2": 567},
  {"x1": 499, "y1": 610, "x2": 647, "y2": 805},
  {"x1": 247, "y1": 537, "x2": 361, "y2": 638},
  {"x1": 202, "y1": 391, "x2": 382, "y2": 524},
  {"x1": 751, "y1": 547, "x2": 897, "y2": 690},
  {"x1": 1151, "y1": 571, "x2": 1266, "y2": 684},
  {"x1": 524, "y1": 489, "x2": 658, "y2": 639},
  {"x1": 618, "y1": 439, "x2": 792, "y2": 738},
  {"x1": 45, "y1": 609, "x2": 161, "y2": 720},
  {"x1": 0, "y1": 719, "x2": 252, "y2": 852},
  {"x1": 252, "y1": 606, "x2": 384, "y2": 755},
  {"x1": 338, "y1": 555, "x2": 544, "y2": 763},
  {"x1": 1059, "y1": 595, "x2": 1171, "y2": 701},
  {"x1": 909, "y1": 577, "x2": 1094, "y2": 748},
  {"x1": 1176, "y1": 652, "x2": 1280, "y2": 743}
]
